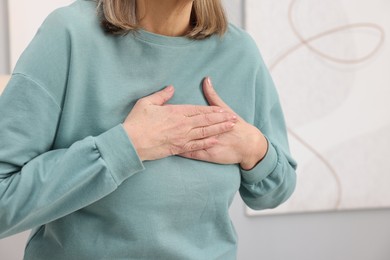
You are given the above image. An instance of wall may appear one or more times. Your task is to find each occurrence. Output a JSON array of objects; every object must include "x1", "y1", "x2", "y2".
[
  {"x1": 0, "y1": 0, "x2": 9, "y2": 74},
  {"x1": 1, "y1": 1, "x2": 390, "y2": 260},
  {"x1": 230, "y1": 197, "x2": 390, "y2": 260}
]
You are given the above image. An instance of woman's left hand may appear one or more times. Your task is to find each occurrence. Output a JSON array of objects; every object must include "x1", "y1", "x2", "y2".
[{"x1": 179, "y1": 77, "x2": 268, "y2": 170}]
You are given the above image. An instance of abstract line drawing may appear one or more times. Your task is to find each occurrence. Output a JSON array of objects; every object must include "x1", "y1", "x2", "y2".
[
  {"x1": 246, "y1": 0, "x2": 388, "y2": 216},
  {"x1": 270, "y1": 0, "x2": 385, "y2": 70},
  {"x1": 279, "y1": 0, "x2": 385, "y2": 210}
]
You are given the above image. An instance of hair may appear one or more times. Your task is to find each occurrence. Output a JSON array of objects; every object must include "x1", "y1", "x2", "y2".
[{"x1": 96, "y1": 0, "x2": 228, "y2": 39}]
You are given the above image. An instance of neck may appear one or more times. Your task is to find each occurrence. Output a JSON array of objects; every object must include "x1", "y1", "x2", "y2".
[{"x1": 136, "y1": 0, "x2": 194, "y2": 37}]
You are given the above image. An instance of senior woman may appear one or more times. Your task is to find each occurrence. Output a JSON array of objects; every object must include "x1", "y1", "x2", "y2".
[{"x1": 0, "y1": 0, "x2": 297, "y2": 259}]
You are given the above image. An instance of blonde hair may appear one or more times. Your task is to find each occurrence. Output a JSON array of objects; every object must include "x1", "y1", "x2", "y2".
[{"x1": 96, "y1": 0, "x2": 228, "y2": 39}]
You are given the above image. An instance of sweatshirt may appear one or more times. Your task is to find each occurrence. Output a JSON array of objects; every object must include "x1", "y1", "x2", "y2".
[{"x1": 0, "y1": 0, "x2": 297, "y2": 259}]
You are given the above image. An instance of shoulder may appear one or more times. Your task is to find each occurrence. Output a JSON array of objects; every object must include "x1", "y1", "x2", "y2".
[
  {"x1": 46, "y1": 0, "x2": 97, "y2": 23},
  {"x1": 12, "y1": 1, "x2": 100, "y2": 105},
  {"x1": 40, "y1": 0, "x2": 101, "y2": 36},
  {"x1": 223, "y1": 23, "x2": 256, "y2": 45},
  {"x1": 218, "y1": 23, "x2": 263, "y2": 68}
]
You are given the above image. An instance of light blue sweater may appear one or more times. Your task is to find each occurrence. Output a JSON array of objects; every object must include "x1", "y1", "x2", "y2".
[{"x1": 0, "y1": 0, "x2": 297, "y2": 259}]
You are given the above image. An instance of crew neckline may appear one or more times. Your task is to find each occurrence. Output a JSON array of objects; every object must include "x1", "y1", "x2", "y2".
[{"x1": 133, "y1": 29, "x2": 197, "y2": 47}]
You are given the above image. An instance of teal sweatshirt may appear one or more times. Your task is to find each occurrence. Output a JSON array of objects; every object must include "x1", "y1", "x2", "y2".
[{"x1": 0, "y1": 0, "x2": 297, "y2": 259}]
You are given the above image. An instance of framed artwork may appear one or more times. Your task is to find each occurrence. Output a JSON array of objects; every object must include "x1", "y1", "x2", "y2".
[{"x1": 246, "y1": 0, "x2": 390, "y2": 216}]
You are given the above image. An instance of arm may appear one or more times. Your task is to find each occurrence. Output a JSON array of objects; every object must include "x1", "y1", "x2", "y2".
[
  {"x1": 0, "y1": 77, "x2": 236, "y2": 239},
  {"x1": 238, "y1": 60, "x2": 297, "y2": 210},
  {"x1": 0, "y1": 9, "x2": 238, "y2": 238},
  {"x1": 239, "y1": 91, "x2": 297, "y2": 210},
  {"x1": 0, "y1": 9, "x2": 146, "y2": 238},
  {"x1": 0, "y1": 74, "x2": 145, "y2": 239},
  {"x1": 180, "y1": 71, "x2": 297, "y2": 210}
]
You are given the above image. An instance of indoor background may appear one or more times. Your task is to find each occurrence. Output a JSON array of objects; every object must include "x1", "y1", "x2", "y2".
[{"x1": 1, "y1": 0, "x2": 390, "y2": 259}]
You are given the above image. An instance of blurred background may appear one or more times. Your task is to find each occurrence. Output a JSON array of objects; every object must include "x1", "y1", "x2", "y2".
[{"x1": 1, "y1": 0, "x2": 390, "y2": 259}]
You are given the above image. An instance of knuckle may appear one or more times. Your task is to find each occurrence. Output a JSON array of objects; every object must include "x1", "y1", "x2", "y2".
[
  {"x1": 206, "y1": 138, "x2": 218, "y2": 148},
  {"x1": 224, "y1": 122, "x2": 233, "y2": 131},
  {"x1": 200, "y1": 127, "x2": 208, "y2": 138},
  {"x1": 184, "y1": 142, "x2": 199, "y2": 151},
  {"x1": 136, "y1": 99, "x2": 148, "y2": 107}
]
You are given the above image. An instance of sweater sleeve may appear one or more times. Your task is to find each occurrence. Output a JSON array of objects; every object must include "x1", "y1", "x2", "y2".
[
  {"x1": 0, "y1": 74, "x2": 144, "y2": 239},
  {"x1": 239, "y1": 57, "x2": 297, "y2": 210},
  {"x1": 0, "y1": 9, "x2": 145, "y2": 239}
]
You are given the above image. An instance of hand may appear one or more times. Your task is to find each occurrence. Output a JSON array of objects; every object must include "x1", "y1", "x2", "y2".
[
  {"x1": 179, "y1": 77, "x2": 268, "y2": 170},
  {"x1": 122, "y1": 85, "x2": 238, "y2": 161}
]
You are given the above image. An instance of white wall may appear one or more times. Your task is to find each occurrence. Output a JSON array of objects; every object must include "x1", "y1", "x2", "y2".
[
  {"x1": 7, "y1": 0, "x2": 74, "y2": 71},
  {"x1": 0, "y1": 0, "x2": 9, "y2": 74},
  {"x1": 1, "y1": 1, "x2": 390, "y2": 260},
  {"x1": 230, "y1": 196, "x2": 390, "y2": 260}
]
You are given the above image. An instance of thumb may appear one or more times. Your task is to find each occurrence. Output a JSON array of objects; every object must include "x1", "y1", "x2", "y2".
[
  {"x1": 203, "y1": 77, "x2": 232, "y2": 111},
  {"x1": 145, "y1": 85, "x2": 175, "y2": 105}
]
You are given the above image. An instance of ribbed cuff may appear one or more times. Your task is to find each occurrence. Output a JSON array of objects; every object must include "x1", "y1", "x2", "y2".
[
  {"x1": 94, "y1": 124, "x2": 145, "y2": 185},
  {"x1": 240, "y1": 136, "x2": 278, "y2": 184}
]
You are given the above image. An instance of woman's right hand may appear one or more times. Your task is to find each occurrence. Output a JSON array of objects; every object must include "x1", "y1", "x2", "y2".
[{"x1": 122, "y1": 85, "x2": 238, "y2": 161}]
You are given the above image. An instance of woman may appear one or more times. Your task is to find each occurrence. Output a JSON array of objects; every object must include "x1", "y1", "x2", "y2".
[{"x1": 0, "y1": 0, "x2": 297, "y2": 259}]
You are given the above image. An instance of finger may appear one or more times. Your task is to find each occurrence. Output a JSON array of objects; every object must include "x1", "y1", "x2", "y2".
[
  {"x1": 202, "y1": 77, "x2": 233, "y2": 112},
  {"x1": 179, "y1": 105, "x2": 225, "y2": 117},
  {"x1": 189, "y1": 112, "x2": 237, "y2": 128},
  {"x1": 143, "y1": 85, "x2": 175, "y2": 105},
  {"x1": 179, "y1": 150, "x2": 212, "y2": 162},
  {"x1": 181, "y1": 137, "x2": 218, "y2": 154},
  {"x1": 189, "y1": 121, "x2": 235, "y2": 140}
]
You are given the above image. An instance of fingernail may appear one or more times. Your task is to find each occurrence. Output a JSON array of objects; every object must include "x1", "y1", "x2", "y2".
[
  {"x1": 206, "y1": 77, "x2": 213, "y2": 88},
  {"x1": 165, "y1": 85, "x2": 174, "y2": 92}
]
